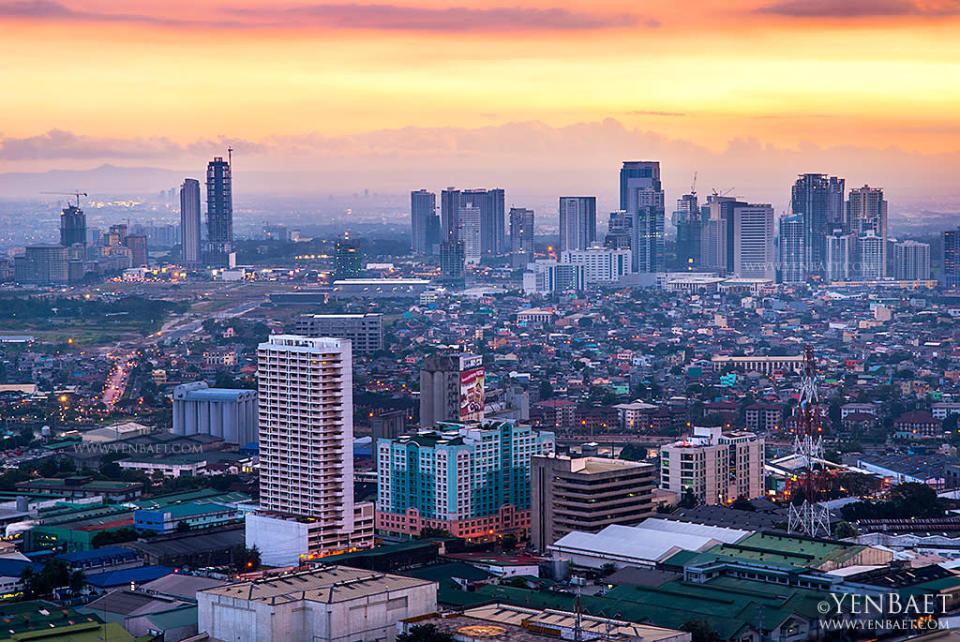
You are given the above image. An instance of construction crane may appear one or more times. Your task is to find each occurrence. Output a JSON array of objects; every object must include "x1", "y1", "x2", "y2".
[
  {"x1": 710, "y1": 187, "x2": 736, "y2": 199},
  {"x1": 41, "y1": 191, "x2": 87, "y2": 208}
]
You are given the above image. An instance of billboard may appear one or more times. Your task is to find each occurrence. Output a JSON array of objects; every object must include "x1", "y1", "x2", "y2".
[{"x1": 459, "y1": 366, "x2": 485, "y2": 421}]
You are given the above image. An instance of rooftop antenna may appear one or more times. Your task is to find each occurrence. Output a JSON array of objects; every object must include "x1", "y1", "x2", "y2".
[
  {"x1": 227, "y1": 146, "x2": 233, "y2": 167},
  {"x1": 690, "y1": 171, "x2": 697, "y2": 196},
  {"x1": 41, "y1": 191, "x2": 87, "y2": 208}
]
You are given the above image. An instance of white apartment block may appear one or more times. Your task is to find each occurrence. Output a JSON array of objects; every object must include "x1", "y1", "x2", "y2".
[
  {"x1": 561, "y1": 245, "x2": 631, "y2": 284},
  {"x1": 459, "y1": 205, "x2": 482, "y2": 265},
  {"x1": 733, "y1": 204, "x2": 775, "y2": 280},
  {"x1": 249, "y1": 335, "x2": 372, "y2": 560},
  {"x1": 660, "y1": 426, "x2": 764, "y2": 505}
]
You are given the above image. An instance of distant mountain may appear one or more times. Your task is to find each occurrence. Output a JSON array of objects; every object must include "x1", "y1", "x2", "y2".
[{"x1": 0, "y1": 164, "x2": 189, "y2": 198}]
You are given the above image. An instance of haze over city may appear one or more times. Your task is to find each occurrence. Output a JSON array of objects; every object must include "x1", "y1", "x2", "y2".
[
  {"x1": 6, "y1": 3, "x2": 960, "y2": 642},
  {"x1": 2, "y1": 0, "x2": 960, "y2": 220}
]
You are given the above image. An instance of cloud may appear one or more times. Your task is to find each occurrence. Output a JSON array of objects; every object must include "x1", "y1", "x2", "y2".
[
  {"x1": 627, "y1": 110, "x2": 687, "y2": 117},
  {"x1": 228, "y1": 3, "x2": 651, "y2": 31},
  {"x1": 0, "y1": 130, "x2": 187, "y2": 160},
  {"x1": 3, "y1": 120, "x2": 960, "y2": 229},
  {"x1": 0, "y1": 0, "x2": 652, "y2": 31},
  {"x1": 755, "y1": 0, "x2": 960, "y2": 17},
  {"x1": 0, "y1": 0, "x2": 214, "y2": 26}
]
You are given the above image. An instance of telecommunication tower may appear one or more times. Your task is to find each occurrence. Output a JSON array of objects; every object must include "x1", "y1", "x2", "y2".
[{"x1": 787, "y1": 345, "x2": 831, "y2": 538}]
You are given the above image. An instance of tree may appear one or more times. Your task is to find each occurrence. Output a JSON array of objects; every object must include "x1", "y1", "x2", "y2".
[
  {"x1": 681, "y1": 619, "x2": 722, "y2": 642},
  {"x1": 731, "y1": 496, "x2": 755, "y2": 512},
  {"x1": 234, "y1": 545, "x2": 261, "y2": 572},
  {"x1": 20, "y1": 559, "x2": 72, "y2": 598},
  {"x1": 538, "y1": 380, "x2": 554, "y2": 401},
  {"x1": 500, "y1": 533, "x2": 517, "y2": 551},
  {"x1": 69, "y1": 570, "x2": 85, "y2": 593},
  {"x1": 397, "y1": 624, "x2": 455, "y2": 642},
  {"x1": 678, "y1": 488, "x2": 698, "y2": 509},
  {"x1": 832, "y1": 521, "x2": 857, "y2": 539}
]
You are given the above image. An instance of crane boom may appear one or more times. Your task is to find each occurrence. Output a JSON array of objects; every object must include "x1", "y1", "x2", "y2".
[{"x1": 41, "y1": 191, "x2": 87, "y2": 208}]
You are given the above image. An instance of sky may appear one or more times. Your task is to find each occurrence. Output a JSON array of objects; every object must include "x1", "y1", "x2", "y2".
[{"x1": 1, "y1": 0, "x2": 960, "y2": 213}]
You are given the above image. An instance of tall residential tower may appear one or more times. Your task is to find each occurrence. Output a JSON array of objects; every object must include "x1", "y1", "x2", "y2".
[
  {"x1": 179, "y1": 178, "x2": 201, "y2": 266},
  {"x1": 204, "y1": 156, "x2": 233, "y2": 266},
  {"x1": 410, "y1": 189, "x2": 439, "y2": 255},
  {"x1": 246, "y1": 335, "x2": 373, "y2": 565},
  {"x1": 620, "y1": 161, "x2": 665, "y2": 272},
  {"x1": 558, "y1": 197, "x2": 597, "y2": 253}
]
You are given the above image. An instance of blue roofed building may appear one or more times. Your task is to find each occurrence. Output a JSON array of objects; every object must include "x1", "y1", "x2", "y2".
[
  {"x1": 54, "y1": 546, "x2": 142, "y2": 574},
  {"x1": 134, "y1": 502, "x2": 240, "y2": 534},
  {"x1": 84, "y1": 565, "x2": 176, "y2": 590}
]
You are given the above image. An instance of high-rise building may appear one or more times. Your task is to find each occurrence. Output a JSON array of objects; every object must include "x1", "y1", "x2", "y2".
[
  {"x1": 180, "y1": 178, "x2": 201, "y2": 266},
  {"x1": 523, "y1": 260, "x2": 583, "y2": 294},
  {"x1": 604, "y1": 210, "x2": 632, "y2": 250},
  {"x1": 172, "y1": 381, "x2": 258, "y2": 445},
  {"x1": 560, "y1": 245, "x2": 631, "y2": 284},
  {"x1": 334, "y1": 239, "x2": 363, "y2": 280},
  {"x1": 558, "y1": 197, "x2": 597, "y2": 253},
  {"x1": 125, "y1": 234, "x2": 148, "y2": 267},
  {"x1": 530, "y1": 455, "x2": 655, "y2": 551},
  {"x1": 59, "y1": 205, "x2": 86, "y2": 248},
  {"x1": 375, "y1": 420, "x2": 555, "y2": 540},
  {"x1": 294, "y1": 313, "x2": 383, "y2": 354},
  {"x1": 847, "y1": 185, "x2": 888, "y2": 277},
  {"x1": 825, "y1": 233, "x2": 851, "y2": 282},
  {"x1": 673, "y1": 192, "x2": 700, "y2": 270},
  {"x1": 894, "y1": 240, "x2": 930, "y2": 281},
  {"x1": 699, "y1": 216, "x2": 726, "y2": 273},
  {"x1": 778, "y1": 215, "x2": 805, "y2": 283},
  {"x1": 419, "y1": 352, "x2": 484, "y2": 427},
  {"x1": 14, "y1": 245, "x2": 69, "y2": 284},
  {"x1": 440, "y1": 187, "x2": 461, "y2": 243},
  {"x1": 246, "y1": 335, "x2": 373, "y2": 564},
  {"x1": 410, "y1": 189, "x2": 439, "y2": 255},
  {"x1": 791, "y1": 173, "x2": 844, "y2": 278},
  {"x1": 620, "y1": 161, "x2": 665, "y2": 272},
  {"x1": 944, "y1": 227, "x2": 960, "y2": 288},
  {"x1": 439, "y1": 240, "x2": 465, "y2": 283},
  {"x1": 701, "y1": 195, "x2": 748, "y2": 273},
  {"x1": 440, "y1": 188, "x2": 505, "y2": 256},
  {"x1": 204, "y1": 156, "x2": 233, "y2": 266},
  {"x1": 459, "y1": 205, "x2": 482, "y2": 265},
  {"x1": 660, "y1": 426, "x2": 764, "y2": 505},
  {"x1": 509, "y1": 207, "x2": 535, "y2": 268},
  {"x1": 732, "y1": 204, "x2": 775, "y2": 280},
  {"x1": 857, "y1": 230, "x2": 884, "y2": 281},
  {"x1": 466, "y1": 189, "x2": 505, "y2": 256}
]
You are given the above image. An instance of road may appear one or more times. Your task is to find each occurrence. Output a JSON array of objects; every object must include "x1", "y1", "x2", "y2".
[{"x1": 99, "y1": 298, "x2": 265, "y2": 411}]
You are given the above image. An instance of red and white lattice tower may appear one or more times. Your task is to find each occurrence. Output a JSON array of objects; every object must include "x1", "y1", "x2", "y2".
[{"x1": 787, "y1": 345, "x2": 831, "y2": 538}]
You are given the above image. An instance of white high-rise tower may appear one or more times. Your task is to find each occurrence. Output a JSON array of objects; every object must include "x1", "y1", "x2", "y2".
[{"x1": 246, "y1": 335, "x2": 373, "y2": 566}]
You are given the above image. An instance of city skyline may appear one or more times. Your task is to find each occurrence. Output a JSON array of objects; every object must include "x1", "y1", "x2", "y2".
[{"x1": 1, "y1": 1, "x2": 960, "y2": 215}]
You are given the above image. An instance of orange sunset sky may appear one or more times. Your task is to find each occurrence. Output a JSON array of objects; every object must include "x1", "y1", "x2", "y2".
[{"x1": 1, "y1": 0, "x2": 959, "y2": 210}]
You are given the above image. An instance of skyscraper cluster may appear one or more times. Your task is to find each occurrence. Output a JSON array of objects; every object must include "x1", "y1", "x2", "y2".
[
  {"x1": 177, "y1": 154, "x2": 234, "y2": 268},
  {"x1": 412, "y1": 186, "x2": 506, "y2": 278},
  {"x1": 406, "y1": 162, "x2": 933, "y2": 289},
  {"x1": 782, "y1": 176, "x2": 894, "y2": 283}
]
